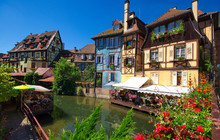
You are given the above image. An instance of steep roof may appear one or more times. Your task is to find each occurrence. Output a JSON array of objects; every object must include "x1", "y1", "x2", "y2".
[
  {"x1": 74, "y1": 44, "x2": 95, "y2": 63},
  {"x1": 9, "y1": 30, "x2": 59, "y2": 52},
  {"x1": 75, "y1": 44, "x2": 95, "y2": 54},
  {"x1": 35, "y1": 68, "x2": 51, "y2": 76},
  {"x1": 147, "y1": 8, "x2": 191, "y2": 27},
  {"x1": 2, "y1": 54, "x2": 9, "y2": 58},
  {"x1": 91, "y1": 20, "x2": 123, "y2": 39},
  {"x1": 124, "y1": 17, "x2": 146, "y2": 35}
]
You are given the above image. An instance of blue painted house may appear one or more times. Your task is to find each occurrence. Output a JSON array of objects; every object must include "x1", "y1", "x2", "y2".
[{"x1": 91, "y1": 19, "x2": 123, "y2": 89}]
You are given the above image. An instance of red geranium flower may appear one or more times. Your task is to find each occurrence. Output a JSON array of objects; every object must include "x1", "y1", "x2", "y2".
[
  {"x1": 196, "y1": 126, "x2": 204, "y2": 133},
  {"x1": 195, "y1": 108, "x2": 201, "y2": 112},
  {"x1": 181, "y1": 124, "x2": 186, "y2": 129}
]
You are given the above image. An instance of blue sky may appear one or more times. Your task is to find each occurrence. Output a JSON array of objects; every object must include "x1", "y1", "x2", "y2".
[{"x1": 0, "y1": 0, "x2": 219, "y2": 53}]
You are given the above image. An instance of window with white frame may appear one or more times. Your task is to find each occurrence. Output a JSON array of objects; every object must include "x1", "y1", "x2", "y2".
[
  {"x1": 110, "y1": 38, "x2": 115, "y2": 48},
  {"x1": 109, "y1": 55, "x2": 115, "y2": 64},
  {"x1": 150, "y1": 49, "x2": 158, "y2": 61},
  {"x1": 109, "y1": 73, "x2": 115, "y2": 82},
  {"x1": 113, "y1": 25, "x2": 119, "y2": 31},
  {"x1": 97, "y1": 56, "x2": 101, "y2": 64},
  {"x1": 175, "y1": 44, "x2": 186, "y2": 59}
]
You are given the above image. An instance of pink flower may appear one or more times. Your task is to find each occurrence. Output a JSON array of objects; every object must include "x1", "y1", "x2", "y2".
[
  {"x1": 196, "y1": 126, "x2": 204, "y2": 133},
  {"x1": 135, "y1": 133, "x2": 145, "y2": 140},
  {"x1": 199, "y1": 135, "x2": 203, "y2": 140}
]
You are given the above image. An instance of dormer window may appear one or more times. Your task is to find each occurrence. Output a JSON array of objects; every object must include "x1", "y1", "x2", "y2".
[
  {"x1": 154, "y1": 25, "x2": 166, "y2": 34},
  {"x1": 81, "y1": 54, "x2": 85, "y2": 60},
  {"x1": 89, "y1": 54, "x2": 93, "y2": 60},
  {"x1": 113, "y1": 24, "x2": 119, "y2": 31}
]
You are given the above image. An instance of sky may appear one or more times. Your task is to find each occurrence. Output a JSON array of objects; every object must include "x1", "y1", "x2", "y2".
[{"x1": 0, "y1": 0, "x2": 219, "y2": 54}]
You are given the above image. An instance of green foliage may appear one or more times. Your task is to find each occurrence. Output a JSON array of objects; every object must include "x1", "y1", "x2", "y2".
[
  {"x1": 136, "y1": 67, "x2": 142, "y2": 71},
  {"x1": 151, "y1": 31, "x2": 157, "y2": 42},
  {"x1": 24, "y1": 72, "x2": 40, "y2": 85},
  {"x1": 49, "y1": 103, "x2": 135, "y2": 140},
  {"x1": 77, "y1": 86, "x2": 83, "y2": 96},
  {"x1": 83, "y1": 65, "x2": 95, "y2": 82},
  {"x1": 205, "y1": 58, "x2": 213, "y2": 73},
  {"x1": 126, "y1": 64, "x2": 132, "y2": 67},
  {"x1": 0, "y1": 64, "x2": 17, "y2": 103},
  {"x1": 126, "y1": 45, "x2": 132, "y2": 49},
  {"x1": 150, "y1": 60, "x2": 157, "y2": 63},
  {"x1": 53, "y1": 57, "x2": 80, "y2": 95},
  {"x1": 177, "y1": 57, "x2": 185, "y2": 61}
]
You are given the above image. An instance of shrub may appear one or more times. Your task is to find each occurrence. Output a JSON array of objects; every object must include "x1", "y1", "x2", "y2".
[{"x1": 77, "y1": 86, "x2": 83, "y2": 96}]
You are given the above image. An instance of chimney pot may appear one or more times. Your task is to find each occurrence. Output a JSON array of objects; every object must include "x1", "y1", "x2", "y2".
[
  {"x1": 192, "y1": 0, "x2": 198, "y2": 22},
  {"x1": 74, "y1": 47, "x2": 77, "y2": 52},
  {"x1": 171, "y1": 6, "x2": 177, "y2": 9}
]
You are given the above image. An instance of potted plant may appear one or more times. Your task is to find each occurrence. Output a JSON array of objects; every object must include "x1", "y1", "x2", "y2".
[
  {"x1": 29, "y1": 46, "x2": 34, "y2": 49},
  {"x1": 136, "y1": 67, "x2": 142, "y2": 71},
  {"x1": 177, "y1": 57, "x2": 185, "y2": 61},
  {"x1": 126, "y1": 63, "x2": 132, "y2": 67},
  {"x1": 126, "y1": 45, "x2": 132, "y2": 49},
  {"x1": 151, "y1": 31, "x2": 157, "y2": 42},
  {"x1": 150, "y1": 60, "x2": 157, "y2": 64},
  {"x1": 109, "y1": 63, "x2": 114, "y2": 69}
]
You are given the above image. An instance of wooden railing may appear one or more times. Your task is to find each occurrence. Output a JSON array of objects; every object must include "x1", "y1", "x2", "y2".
[{"x1": 23, "y1": 103, "x2": 49, "y2": 140}]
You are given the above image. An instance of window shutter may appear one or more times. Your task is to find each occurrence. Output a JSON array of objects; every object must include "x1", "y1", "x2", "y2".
[
  {"x1": 158, "y1": 48, "x2": 164, "y2": 62},
  {"x1": 114, "y1": 53, "x2": 118, "y2": 66},
  {"x1": 106, "y1": 38, "x2": 109, "y2": 48},
  {"x1": 106, "y1": 55, "x2": 109, "y2": 66},
  {"x1": 101, "y1": 38, "x2": 103, "y2": 47},
  {"x1": 172, "y1": 71, "x2": 177, "y2": 86},
  {"x1": 169, "y1": 45, "x2": 174, "y2": 61},
  {"x1": 95, "y1": 56, "x2": 97, "y2": 63},
  {"x1": 115, "y1": 37, "x2": 118, "y2": 48},
  {"x1": 108, "y1": 73, "x2": 111, "y2": 81},
  {"x1": 155, "y1": 73, "x2": 159, "y2": 84},
  {"x1": 186, "y1": 42, "x2": 193, "y2": 60},
  {"x1": 146, "y1": 50, "x2": 150, "y2": 63},
  {"x1": 182, "y1": 72, "x2": 188, "y2": 86},
  {"x1": 100, "y1": 55, "x2": 103, "y2": 63},
  {"x1": 151, "y1": 73, "x2": 155, "y2": 84}
]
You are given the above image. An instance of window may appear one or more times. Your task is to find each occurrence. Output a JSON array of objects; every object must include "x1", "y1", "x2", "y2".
[
  {"x1": 28, "y1": 52, "x2": 30, "y2": 58},
  {"x1": 150, "y1": 49, "x2": 158, "y2": 61},
  {"x1": 97, "y1": 56, "x2": 101, "y2": 64},
  {"x1": 24, "y1": 68, "x2": 26, "y2": 73},
  {"x1": 127, "y1": 58, "x2": 132, "y2": 64},
  {"x1": 36, "y1": 52, "x2": 40, "y2": 58},
  {"x1": 98, "y1": 39, "x2": 103, "y2": 47},
  {"x1": 20, "y1": 65, "x2": 23, "y2": 71},
  {"x1": 177, "y1": 72, "x2": 182, "y2": 85},
  {"x1": 109, "y1": 55, "x2": 115, "y2": 64},
  {"x1": 16, "y1": 63, "x2": 18, "y2": 68},
  {"x1": 81, "y1": 64, "x2": 85, "y2": 71},
  {"x1": 127, "y1": 41, "x2": 132, "y2": 47},
  {"x1": 110, "y1": 38, "x2": 115, "y2": 48},
  {"x1": 160, "y1": 25, "x2": 166, "y2": 33},
  {"x1": 109, "y1": 73, "x2": 115, "y2": 82},
  {"x1": 41, "y1": 51, "x2": 44, "y2": 57},
  {"x1": 42, "y1": 63, "x2": 46, "y2": 68},
  {"x1": 21, "y1": 55, "x2": 24, "y2": 61},
  {"x1": 175, "y1": 44, "x2": 185, "y2": 59},
  {"x1": 31, "y1": 62, "x2": 35, "y2": 68},
  {"x1": 168, "y1": 20, "x2": 182, "y2": 32},
  {"x1": 32, "y1": 52, "x2": 35, "y2": 57},
  {"x1": 81, "y1": 54, "x2": 85, "y2": 60},
  {"x1": 89, "y1": 54, "x2": 93, "y2": 60},
  {"x1": 113, "y1": 25, "x2": 119, "y2": 31}
]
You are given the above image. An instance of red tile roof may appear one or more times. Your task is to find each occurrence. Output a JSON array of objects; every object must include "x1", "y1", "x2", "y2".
[
  {"x1": 2, "y1": 54, "x2": 9, "y2": 58},
  {"x1": 75, "y1": 44, "x2": 95, "y2": 54},
  {"x1": 74, "y1": 44, "x2": 95, "y2": 63},
  {"x1": 9, "y1": 30, "x2": 59, "y2": 52},
  {"x1": 35, "y1": 68, "x2": 51, "y2": 76},
  {"x1": 147, "y1": 8, "x2": 191, "y2": 27},
  {"x1": 12, "y1": 73, "x2": 27, "y2": 76},
  {"x1": 39, "y1": 76, "x2": 54, "y2": 83}
]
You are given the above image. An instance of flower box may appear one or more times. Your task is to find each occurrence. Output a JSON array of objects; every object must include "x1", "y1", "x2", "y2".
[
  {"x1": 40, "y1": 45, "x2": 44, "y2": 48},
  {"x1": 44, "y1": 38, "x2": 48, "y2": 42},
  {"x1": 31, "y1": 57, "x2": 35, "y2": 60},
  {"x1": 109, "y1": 63, "x2": 114, "y2": 69},
  {"x1": 126, "y1": 45, "x2": 133, "y2": 50},
  {"x1": 126, "y1": 63, "x2": 132, "y2": 67},
  {"x1": 29, "y1": 46, "x2": 34, "y2": 49},
  {"x1": 23, "y1": 47, "x2": 26, "y2": 50},
  {"x1": 28, "y1": 40, "x2": 31, "y2": 44}
]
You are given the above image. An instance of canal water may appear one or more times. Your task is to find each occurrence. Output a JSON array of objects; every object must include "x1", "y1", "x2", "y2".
[{"x1": 36, "y1": 95, "x2": 155, "y2": 137}]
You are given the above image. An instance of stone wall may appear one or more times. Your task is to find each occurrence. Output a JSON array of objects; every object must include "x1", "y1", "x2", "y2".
[{"x1": 77, "y1": 87, "x2": 110, "y2": 99}]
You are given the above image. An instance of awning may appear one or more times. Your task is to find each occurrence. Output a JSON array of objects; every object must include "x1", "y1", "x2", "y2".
[
  {"x1": 113, "y1": 77, "x2": 150, "y2": 90},
  {"x1": 26, "y1": 85, "x2": 51, "y2": 92},
  {"x1": 105, "y1": 81, "x2": 117, "y2": 86},
  {"x1": 139, "y1": 85, "x2": 191, "y2": 97}
]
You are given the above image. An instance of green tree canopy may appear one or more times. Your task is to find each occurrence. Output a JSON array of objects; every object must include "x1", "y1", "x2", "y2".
[
  {"x1": 53, "y1": 57, "x2": 80, "y2": 95},
  {"x1": 24, "y1": 72, "x2": 40, "y2": 85},
  {"x1": 83, "y1": 65, "x2": 95, "y2": 82},
  {"x1": 0, "y1": 64, "x2": 17, "y2": 102}
]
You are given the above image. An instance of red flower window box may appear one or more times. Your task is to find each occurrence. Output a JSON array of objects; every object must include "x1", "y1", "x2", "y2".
[
  {"x1": 29, "y1": 46, "x2": 34, "y2": 49},
  {"x1": 40, "y1": 45, "x2": 44, "y2": 48},
  {"x1": 28, "y1": 40, "x2": 31, "y2": 44}
]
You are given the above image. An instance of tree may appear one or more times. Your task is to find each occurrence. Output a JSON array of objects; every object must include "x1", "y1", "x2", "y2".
[
  {"x1": 0, "y1": 64, "x2": 17, "y2": 102},
  {"x1": 49, "y1": 103, "x2": 135, "y2": 140},
  {"x1": 24, "y1": 72, "x2": 40, "y2": 85},
  {"x1": 83, "y1": 65, "x2": 95, "y2": 82},
  {"x1": 53, "y1": 57, "x2": 80, "y2": 95}
]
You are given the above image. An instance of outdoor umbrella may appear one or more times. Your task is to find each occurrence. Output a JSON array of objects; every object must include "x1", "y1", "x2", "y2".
[{"x1": 13, "y1": 85, "x2": 35, "y2": 110}]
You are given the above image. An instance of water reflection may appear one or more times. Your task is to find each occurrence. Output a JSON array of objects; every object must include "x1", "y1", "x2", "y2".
[{"x1": 36, "y1": 95, "x2": 155, "y2": 137}]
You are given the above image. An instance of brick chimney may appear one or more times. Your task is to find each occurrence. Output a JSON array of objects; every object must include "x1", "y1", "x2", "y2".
[
  {"x1": 74, "y1": 47, "x2": 77, "y2": 52},
  {"x1": 124, "y1": 0, "x2": 130, "y2": 32},
  {"x1": 192, "y1": 0, "x2": 198, "y2": 22}
]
